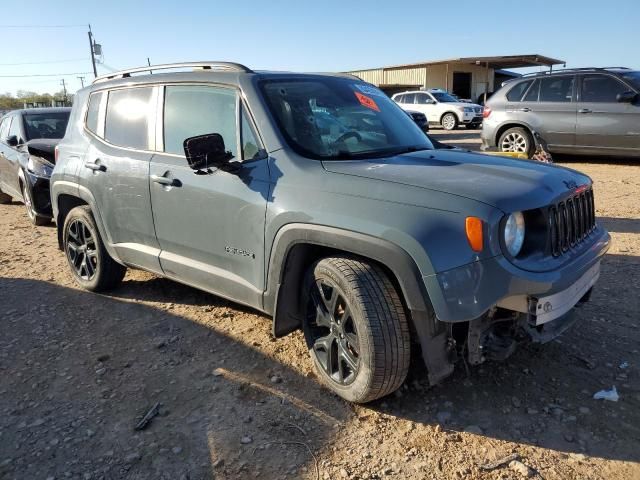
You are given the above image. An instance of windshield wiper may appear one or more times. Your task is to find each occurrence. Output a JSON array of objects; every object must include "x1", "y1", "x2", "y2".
[{"x1": 321, "y1": 145, "x2": 432, "y2": 160}]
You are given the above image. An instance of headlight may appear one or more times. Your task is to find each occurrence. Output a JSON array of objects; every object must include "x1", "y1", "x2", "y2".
[
  {"x1": 504, "y1": 212, "x2": 525, "y2": 256},
  {"x1": 27, "y1": 156, "x2": 53, "y2": 177},
  {"x1": 463, "y1": 107, "x2": 474, "y2": 113}
]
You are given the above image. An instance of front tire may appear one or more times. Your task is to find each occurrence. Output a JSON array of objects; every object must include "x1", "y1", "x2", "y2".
[
  {"x1": 441, "y1": 112, "x2": 458, "y2": 130},
  {"x1": 63, "y1": 206, "x2": 126, "y2": 292},
  {"x1": 303, "y1": 256, "x2": 410, "y2": 403},
  {"x1": 499, "y1": 127, "x2": 534, "y2": 156},
  {"x1": 21, "y1": 180, "x2": 49, "y2": 226}
]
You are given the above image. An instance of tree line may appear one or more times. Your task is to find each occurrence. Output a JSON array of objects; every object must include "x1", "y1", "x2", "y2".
[{"x1": 0, "y1": 90, "x2": 73, "y2": 110}]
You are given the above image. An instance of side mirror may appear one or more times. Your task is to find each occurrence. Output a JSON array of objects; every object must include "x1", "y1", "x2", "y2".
[
  {"x1": 6, "y1": 135, "x2": 18, "y2": 147},
  {"x1": 183, "y1": 133, "x2": 241, "y2": 174},
  {"x1": 617, "y1": 91, "x2": 638, "y2": 103}
]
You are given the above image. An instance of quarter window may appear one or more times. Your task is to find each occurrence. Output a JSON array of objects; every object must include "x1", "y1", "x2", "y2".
[
  {"x1": 539, "y1": 76, "x2": 574, "y2": 102},
  {"x1": 506, "y1": 80, "x2": 533, "y2": 102},
  {"x1": 240, "y1": 106, "x2": 262, "y2": 160},
  {"x1": 86, "y1": 91, "x2": 104, "y2": 135},
  {"x1": 104, "y1": 87, "x2": 153, "y2": 150},
  {"x1": 581, "y1": 75, "x2": 629, "y2": 102},
  {"x1": 163, "y1": 85, "x2": 238, "y2": 157}
]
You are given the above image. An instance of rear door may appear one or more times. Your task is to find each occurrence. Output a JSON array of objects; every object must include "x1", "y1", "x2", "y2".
[
  {"x1": 149, "y1": 84, "x2": 270, "y2": 308},
  {"x1": 79, "y1": 86, "x2": 161, "y2": 271},
  {"x1": 0, "y1": 116, "x2": 12, "y2": 192},
  {"x1": 518, "y1": 75, "x2": 577, "y2": 149},
  {"x1": 575, "y1": 73, "x2": 640, "y2": 154}
]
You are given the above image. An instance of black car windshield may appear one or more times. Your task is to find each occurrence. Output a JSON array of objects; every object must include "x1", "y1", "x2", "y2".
[
  {"x1": 431, "y1": 91, "x2": 458, "y2": 103},
  {"x1": 622, "y1": 71, "x2": 640, "y2": 90},
  {"x1": 260, "y1": 77, "x2": 433, "y2": 159},
  {"x1": 23, "y1": 112, "x2": 70, "y2": 141}
]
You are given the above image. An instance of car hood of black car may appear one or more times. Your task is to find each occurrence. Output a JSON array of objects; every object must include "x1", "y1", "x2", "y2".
[{"x1": 322, "y1": 149, "x2": 591, "y2": 212}]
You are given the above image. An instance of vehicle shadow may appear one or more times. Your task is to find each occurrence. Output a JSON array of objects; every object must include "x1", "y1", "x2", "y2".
[
  {"x1": 0, "y1": 277, "x2": 350, "y2": 480},
  {"x1": 598, "y1": 216, "x2": 640, "y2": 234},
  {"x1": 364, "y1": 252, "x2": 640, "y2": 464}
]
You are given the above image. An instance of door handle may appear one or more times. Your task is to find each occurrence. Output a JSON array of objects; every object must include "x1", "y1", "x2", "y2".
[
  {"x1": 518, "y1": 107, "x2": 531, "y2": 112},
  {"x1": 84, "y1": 160, "x2": 106, "y2": 172},
  {"x1": 151, "y1": 174, "x2": 177, "y2": 186},
  {"x1": 578, "y1": 108, "x2": 592, "y2": 114}
]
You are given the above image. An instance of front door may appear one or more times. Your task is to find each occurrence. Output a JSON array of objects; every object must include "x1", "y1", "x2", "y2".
[
  {"x1": 149, "y1": 84, "x2": 270, "y2": 308},
  {"x1": 79, "y1": 86, "x2": 161, "y2": 271},
  {"x1": 576, "y1": 73, "x2": 640, "y2": 154}
]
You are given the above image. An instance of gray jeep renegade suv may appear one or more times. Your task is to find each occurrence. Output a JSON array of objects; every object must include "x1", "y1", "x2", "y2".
[{"x1": 51, "y1": 62, "x2": 610, "y2": 403}]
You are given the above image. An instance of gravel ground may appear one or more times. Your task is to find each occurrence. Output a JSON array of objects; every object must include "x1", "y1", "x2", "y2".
[{"x1": 1, "y1": 134, "x2": 639, "y2": 479}]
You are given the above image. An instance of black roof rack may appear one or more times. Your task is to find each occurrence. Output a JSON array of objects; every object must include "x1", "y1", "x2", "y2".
[
  {"x1": 93, "y1": 62, "x2": 253, "y2": 84},
  {"x1": 522, "y1": 67, "x2": 631, "y2": 77}
]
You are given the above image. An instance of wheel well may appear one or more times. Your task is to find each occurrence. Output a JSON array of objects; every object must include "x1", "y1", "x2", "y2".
[
  {"x1": 273, "y1": 243, "x2": 414, "y2": 340},
  {"x1": 55, "y1": 195, "x2": 88, "y2": 249},
  {"x1": 495, "y1": 123, "x2": 532, "y2": 146},
  {"x1": 440, "y1": 111, "x2": 458, "y2": 123}
]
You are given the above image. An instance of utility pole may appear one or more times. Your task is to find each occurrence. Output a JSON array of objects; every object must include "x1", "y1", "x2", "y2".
[
  {"x1": 147, "y1": 57, "x2": 153, "y2": 74},
  {"x1": 60, "y1": 79, "x2": 68, "y2": 105},
  {"x1": 88, "y1": 24, "x2": 98, "y2": 78},
  {"x1": 77, "y1": 76, "x2": 85, "y2": 88}
]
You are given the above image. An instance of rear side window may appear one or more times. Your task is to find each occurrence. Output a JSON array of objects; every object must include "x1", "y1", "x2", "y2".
[
  {"x1": 404, "y1": 93, "x2": 415, "y2": 104},
  {"x1": 105, "y1": 87, "x2": 153, "y2": 150},
  {"x1": 539, "y1": 76, "x2": 574, "y2": 102},
  {"x1": 163, "y1": 85, "x2": 238, "y2": 157},
  {"x1": 86, "y1": 91, "x2": 104, "y2": 134},
  {"x1": 523, "y1": 80, "x2": 539, "y2": 102},
  {"x1": 506, "y1": 80, "x2": 533, "y2": 102},
  {"x1": 581, "y1": 75, "x2": 629, "y2": 102}
]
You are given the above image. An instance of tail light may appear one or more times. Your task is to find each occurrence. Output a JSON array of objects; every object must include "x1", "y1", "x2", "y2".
[
  {"x1": 482, "y1": 107, "x2": 492, "y2": 118},
  {"x1": 54, "y1": 145, "x2": 59, "y2": 163}
]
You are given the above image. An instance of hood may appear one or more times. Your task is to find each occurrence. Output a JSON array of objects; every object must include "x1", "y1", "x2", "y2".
[
  {"x1": 322, "y1": 150, "x2": 590, "y2": 212},
  {"x1": 26, "y1": 138, "x2": 60, "y2": 164}
]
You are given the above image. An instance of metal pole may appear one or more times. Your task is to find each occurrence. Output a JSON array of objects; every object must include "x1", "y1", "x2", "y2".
[
  {"x1": 484, "y1": 61, "x2": 489, "y2": 105},
  {"x1": 77, "y1": 76, "x2": 85, "y2": 88},
  {"x1": 147, "y1": 57, "x2": 153, "y2": 74},
  {"x1": 61, "y1": 79, "x2": 67, "y2": 105},
  {"x1": 88, "y1": 24, "x2": 98, "y2": 78}
]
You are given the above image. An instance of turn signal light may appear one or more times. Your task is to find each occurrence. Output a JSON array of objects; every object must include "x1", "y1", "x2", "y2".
[
  {"x1": 465, "y1": 217, "x2": 484, "y2": 252},
  {"x1": 482, "y1": 107, "x2": 492, "y2": 118},
  {"x1": 55, "y1": 145, "x2": 59, "y2": 163}
]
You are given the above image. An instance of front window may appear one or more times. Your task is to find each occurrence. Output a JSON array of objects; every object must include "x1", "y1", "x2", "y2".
[
  {"x1": 23, "y1": 111, "x2": 70, "y2": 141},
  {"x1": 430, "y1": 91, "x2": 458, "y2": 102},
  {"x1": 581, "y1": 75, "x2": 630, "y2": 103},
  {"x1": 260, "y1": 78, "x2": 433, "y2": 159}
]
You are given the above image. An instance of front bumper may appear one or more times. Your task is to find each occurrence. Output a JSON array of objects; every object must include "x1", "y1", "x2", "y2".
[
  {"x1": 423, "y1": 226, "x2": 610, "y2": 323},
  {"x1": 25, "y1": 171, "x2": 53, "y2": 217},
  {"x1": 461, "y1": 114, "x2": 483, "y2": 124}
]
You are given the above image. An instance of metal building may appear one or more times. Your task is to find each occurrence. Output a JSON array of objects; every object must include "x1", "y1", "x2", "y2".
[{"x1": 346, "y1": 54, "x2": 565, "y2": 102}]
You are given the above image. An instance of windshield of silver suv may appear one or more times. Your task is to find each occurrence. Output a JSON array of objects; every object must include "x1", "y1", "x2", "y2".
[
  {"x1": 260, "y1": 77, "x2": 433, "y2": 159},
  {"x1": 431, "y1": 91, "x2": 458, "y2": 102},
  {"x1": 621, "y1": 71, "x2": 640, "y2": 90}
]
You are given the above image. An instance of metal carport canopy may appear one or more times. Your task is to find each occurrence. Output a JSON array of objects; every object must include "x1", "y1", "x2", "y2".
[{"x1": 382, "y1": 54, "x2": 566, "y2": 69}]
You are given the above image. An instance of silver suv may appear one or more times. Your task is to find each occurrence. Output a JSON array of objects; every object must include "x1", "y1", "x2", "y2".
[{"x1": 481, "y1": 68, "x2": 640, "y2": 157}]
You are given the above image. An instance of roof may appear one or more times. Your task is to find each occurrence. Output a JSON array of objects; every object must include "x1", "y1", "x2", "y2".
[
  {"x1": 349, "y1": 54, "x2": 566, "y2": 72},
  {"x1": 14, "y1": 107, "x2": 71, "y2": 115}
]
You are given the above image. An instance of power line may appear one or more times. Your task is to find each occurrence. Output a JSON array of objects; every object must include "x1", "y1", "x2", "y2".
[
  {"x1": 0, "y1": 72, "x2": 92, "y2": 78},
  {"x1": 0, "y1": 24, "x2": 86, "y2": 28},
  {"x1": 0, "y1": 58, "x2": 86, "y2": 66}
]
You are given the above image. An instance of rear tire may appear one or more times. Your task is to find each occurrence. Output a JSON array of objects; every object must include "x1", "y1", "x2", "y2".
[
  {"x1": 498, "y1": 127, "x2": 534, "y2": 156},
  {"x1": 63, "y1": 206, "x2": 126, "y2": 292},
  {"x1": 441, "y1": 112, "x2": 458, "y2": 130},
  {"x1": 303, "y1": 256, "x2": 410, "y2": 403}
]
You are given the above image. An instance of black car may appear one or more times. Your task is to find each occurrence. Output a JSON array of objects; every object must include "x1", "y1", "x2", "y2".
[
  {"x1": 0, "y1": 108, "x2": 71, "y2": 225},
  {"x1": 405, "y1": 109, "x2": 429, "y2": 132}
]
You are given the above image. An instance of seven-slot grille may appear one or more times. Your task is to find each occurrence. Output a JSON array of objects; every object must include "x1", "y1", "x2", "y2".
[{"x1": 548, "y1": 187, "x2": 596, "y2": 257}]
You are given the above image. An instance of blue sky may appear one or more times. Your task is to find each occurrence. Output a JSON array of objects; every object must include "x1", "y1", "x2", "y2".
[{"x1": 1, "y1": 0, "x2": 638, "y2": 95}]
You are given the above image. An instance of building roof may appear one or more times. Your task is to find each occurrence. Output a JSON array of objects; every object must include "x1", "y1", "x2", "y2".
[{"x1": 349, "y1": 54, "x2": 566, "y2": 72}]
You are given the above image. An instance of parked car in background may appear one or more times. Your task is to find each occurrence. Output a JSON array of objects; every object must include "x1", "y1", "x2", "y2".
[
  {"x1": 405, "y1": 109, "x2": 429, "y2": 132},
  {"x1": 0, "y1": 108, "x2": 71, "y2": 224},
  {"x1": 393, "y1": 89, "x2": 483, "y2": 130},
  {"x1": 481, "y1": 67, "x2": 640, "y2": 157},
  {"x1": 52, "y1": 62, "x2": 609, "y2": 403}
]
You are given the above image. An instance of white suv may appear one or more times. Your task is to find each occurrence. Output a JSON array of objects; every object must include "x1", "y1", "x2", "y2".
[{"x1": 392, "y1": 89, "x2": 483, "y2": 130}]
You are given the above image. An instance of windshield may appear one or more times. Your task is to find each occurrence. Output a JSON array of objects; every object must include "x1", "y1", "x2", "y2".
[
  {"x1": 431, "y1": 91, "x2": 459, "y2": 103},
  {"x1": 23, "y1": 112, "x2": 70, "y2": 141},
  {"x1": 260, "y1": 78, "x2": 433, "y2": 159},
  {"x1": 622, "y1": 71, "x2": 640, "y2": 90}
]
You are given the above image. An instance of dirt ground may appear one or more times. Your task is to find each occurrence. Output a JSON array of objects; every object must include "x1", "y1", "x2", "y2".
[{"x1": 1, "y1": 132, "x2": 639, "y2": 480}]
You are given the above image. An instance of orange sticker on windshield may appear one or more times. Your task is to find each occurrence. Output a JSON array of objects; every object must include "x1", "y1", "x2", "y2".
[{"x1": 354, "y1": 91, "x2": 380, "y2": 112}]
